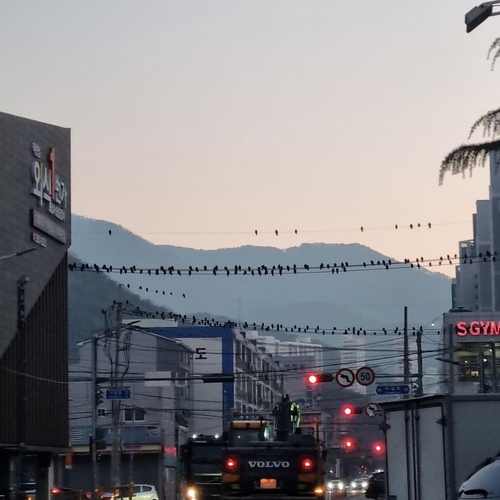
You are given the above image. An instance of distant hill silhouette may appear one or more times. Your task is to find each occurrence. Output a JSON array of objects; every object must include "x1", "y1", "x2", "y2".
[
  {"x1": 70, "y1": 215, "x2": 451, "y2": 337},
  {"x1": 68, "y1": 256, "x2": 176, "y2": 361}
]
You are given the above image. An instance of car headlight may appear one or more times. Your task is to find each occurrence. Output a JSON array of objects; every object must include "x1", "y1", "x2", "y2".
[
  {"x1": 186, "y1": 488, "x2": 197, "y2": 500},
  {"x1": 350, "y1": 481, "x2": 356, "y2": 488},
  {"x1": 362, "y1": 481, "x2": 368, "y2": 488},
  {"x1": 338, "y1": 482, "x2": 344, "y2": 490},
  {"x1": 326, "y1": 482, "x2": 333, "y2": 491}
]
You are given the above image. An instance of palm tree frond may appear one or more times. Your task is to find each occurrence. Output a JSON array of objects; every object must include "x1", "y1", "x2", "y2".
[
  {"x1": 492, "y1": 47, "x2": 500, "y2": 70},
  {"x1": 468, "y1": 107, "x2": 500, "y2": 138},
  {"x1": 439, "y1": 139, "x2": 500, "y2": 185},
  {"x1": 487, "y1": 37, "x2": 500, "y2": 60}
]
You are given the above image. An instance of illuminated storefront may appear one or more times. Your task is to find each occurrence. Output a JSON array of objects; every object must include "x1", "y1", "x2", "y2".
[{"x1": 442, "y1": 311, "x2": 500, "y2": 394}]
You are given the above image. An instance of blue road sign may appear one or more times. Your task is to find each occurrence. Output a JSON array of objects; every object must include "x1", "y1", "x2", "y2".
[
  {"x1": 376, "y1": 385, "x2": 410, "y2": 395},
  {"x1": 106, "y1": 389, "x2": 131, "y2": 400}
]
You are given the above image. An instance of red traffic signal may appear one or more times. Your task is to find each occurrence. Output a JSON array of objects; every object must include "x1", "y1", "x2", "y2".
[
  {"x1": 343, "y1": 437, "x2": 355, "y2": 450},
  {"x1": 341, "y1": 404, "x2": 363, "y2": 416},
  {"x1": 307, "y1": 373, "x2": 334, "y2": 384},
  {"x1": 342, "y1": 405, "x2": 353, "y2": 416},
  {"x1": 373, "y1": 442, "x2": 384, "y2": 454}
]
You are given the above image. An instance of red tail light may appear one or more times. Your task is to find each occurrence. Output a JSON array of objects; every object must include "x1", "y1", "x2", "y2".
[
  {"x1": 51, "y1": 489, "x2": 61, "y2": 495},
  {"x1": 225, "y1": 456, "x2": 239, "y2": 472},
  {"x1": 300, "y1": 456, "x2": 314, "y2": 471}
]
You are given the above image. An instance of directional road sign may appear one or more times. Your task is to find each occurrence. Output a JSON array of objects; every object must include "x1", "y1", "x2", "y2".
[
  {"x1": 365, "y1": 402, "x2": 381, "y2": 417},
  {"x1": 106, "y1": 389, "x2": 131, "y2": 400},
  {"x1": 376, "y1": 385, "x2": 409, "y2": 395},
  {"x1": 336, "y1": 368, "x2": 355, "y2": 388},
  {"x1": 356, "y1": 366, "x2": 375, "y2": 386}
]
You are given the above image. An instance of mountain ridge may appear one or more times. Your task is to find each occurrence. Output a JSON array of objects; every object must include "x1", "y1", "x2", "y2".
[{"x1": 69, "y1": 215, "x2": 451, "y2": 339}]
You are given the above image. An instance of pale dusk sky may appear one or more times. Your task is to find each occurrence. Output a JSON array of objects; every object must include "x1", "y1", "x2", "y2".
[{"x1": 2, "y1": 1, "x2": 500, "y2": 278}]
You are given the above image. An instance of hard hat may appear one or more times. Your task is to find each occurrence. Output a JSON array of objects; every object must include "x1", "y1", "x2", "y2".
[{"x1": 459, "y1": 457, "x2": 500, "y2": 499}]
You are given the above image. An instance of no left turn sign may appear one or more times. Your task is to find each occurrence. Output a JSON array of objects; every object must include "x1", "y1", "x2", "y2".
[
  {"x1": 365, "y1": 402, "x2": 381, "y2": 417},
  {"x1": 335, "y1": 368, "x2": 355, "y2": 388},
  {"x1": 356, "y1": 366, "x2": 375, "y2": 386}
]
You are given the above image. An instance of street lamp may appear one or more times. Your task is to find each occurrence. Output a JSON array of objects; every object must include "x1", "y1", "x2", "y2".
[
  {"x1": 435, "y1": 357, "x2": 465, "y2": 366},
  {"x1": 0, "y1": 248, "x2": 37, "y2": 261},
  {"x1": 465, "y1": 1, "x2": 500, "y2": 32}
]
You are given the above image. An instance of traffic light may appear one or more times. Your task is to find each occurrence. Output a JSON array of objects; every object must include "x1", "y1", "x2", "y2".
[
  {"x1": 307, "y1": 373, "x2": 334, "y2": 384},
  {"x1": 343, "y1": 437, "x2": 355, "y2": 451},
  {"x1": 95, "y1": 385, "x2": 104, "y2": 406},
  {"x1": 341, "y1": 404, "x2": 363, "y2": 416},
  {"x1": 373, "y1": 442, "x2": 385, "y2": 454}
]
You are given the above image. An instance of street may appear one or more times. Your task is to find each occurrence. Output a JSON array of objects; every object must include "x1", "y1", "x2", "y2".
[{"x1": 327, "y1": 493, "x2": 367, "y2": 500}]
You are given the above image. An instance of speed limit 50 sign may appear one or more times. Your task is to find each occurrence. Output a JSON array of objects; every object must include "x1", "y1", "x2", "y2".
[{"x1": 356, "y1": 366, "x2": 375, "y2": 386}]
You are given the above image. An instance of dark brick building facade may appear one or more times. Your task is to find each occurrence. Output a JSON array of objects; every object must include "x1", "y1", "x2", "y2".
[{"x1": 0, "y1": 112, "x2": 71, "y2": 499}]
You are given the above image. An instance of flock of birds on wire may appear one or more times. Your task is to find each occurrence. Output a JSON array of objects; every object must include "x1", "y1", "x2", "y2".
[
  {"x1": 68, "y1": 249, "x2": 498, "y2": 277},
  {"x1": 117, "y1": 301, "x2": 435, "y2": 337}
]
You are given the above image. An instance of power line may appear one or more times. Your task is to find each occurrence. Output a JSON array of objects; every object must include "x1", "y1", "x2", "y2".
[
  {"x1": 74, "y1": 220, "x2": 469, "y2": 238},
  {"x1": 67, "y1": 249, "x2": 496, "y2": 278}
]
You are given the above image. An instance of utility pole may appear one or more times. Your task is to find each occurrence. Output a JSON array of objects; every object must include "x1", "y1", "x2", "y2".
[
  {"x1": 403, "y1": 306, "x2": 410, "y2": 386},
  {"x1": 416, "y1": 328, "x2": 424, "y2": 397},
  {"x1": 111, "y1": 303, "x2": 123, "y2": 487},
  {"x1": 91, "y1": 334, "x2": 98, "y2": 499},
  {"x1": 129, "y1": 405, "x2": 135, "y2": 484}
]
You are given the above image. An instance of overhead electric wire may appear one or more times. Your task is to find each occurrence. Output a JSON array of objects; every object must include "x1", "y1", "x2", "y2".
[
  {"x1": 73, "y1": 219, "x2": 468, "y2": 238},
  {"x1": 68, "y1": 247, "x2": 496, "y2": 279}
]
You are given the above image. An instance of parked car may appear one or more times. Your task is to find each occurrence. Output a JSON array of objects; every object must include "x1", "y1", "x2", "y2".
[
  {"x1": 99, "y1": 485, "x2": 158, "y2": 500},
  {"x1": 128, "y1": 485, "x2": 158, "y2": 500},
  {"x1": 325, "y1": 479, "x2": 347, "y2": 498},
  {"x1": 349, "y1": 476, "x2": 369, "y2": 492},
  {"x1": 19, "y1": 482, "x2": 36, "y2": 500},
  {"x1": 50, "y1": 487, "x2": 81, "y2": 500},
  {"x1": 365, "y1": 471, "x2": 385, "y2": 499}
]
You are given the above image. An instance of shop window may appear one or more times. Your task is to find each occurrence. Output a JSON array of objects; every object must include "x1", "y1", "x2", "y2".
[{"x1": 457, "y1": 342, "x2": 500, "y2": 391}]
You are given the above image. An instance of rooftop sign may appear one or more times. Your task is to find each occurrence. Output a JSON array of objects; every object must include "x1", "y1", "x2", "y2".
[{"x1": 456, "y1": 321, "x2": 500, "y2": 338}]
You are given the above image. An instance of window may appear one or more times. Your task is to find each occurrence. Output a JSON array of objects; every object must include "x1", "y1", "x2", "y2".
[
  {"x1": 457, "y1": 342, "x2": 500, "y2": 392},
  {"x1": 124, "y1": 407, "x2": 146, "y2": 422}
]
